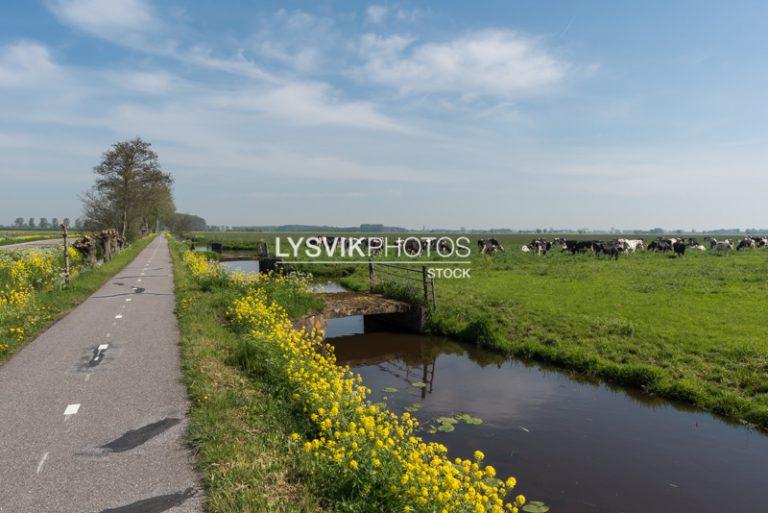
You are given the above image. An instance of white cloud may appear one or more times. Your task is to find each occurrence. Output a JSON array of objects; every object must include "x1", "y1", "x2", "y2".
[
  {"x1": 250, "y1": 10, "x2": 336, "y2": 73},
  {"x1": 366, "y1": 5, "x2": 388, "y2": 24},
  {"x1": 0, "y1": 41, "x2": 61, "y2": 88},
  {"x1": 395, "y1": 7, "x2": 422, "y2": 22},
  {"x1": 214, "y1": 82, "x2": 407, "y2": 132},
  {"x1": 48, "y1": 0, "x2": 155, "y2": 38},
  {"x1": 47, "y1": 0, "x2": 279, "y2": 82},
  {"x1": 109, "y1": 69, "x2": 175, "y2": 94},
  {"x1": 358, "y1": 29, "x2": 569, "y2": 99}
]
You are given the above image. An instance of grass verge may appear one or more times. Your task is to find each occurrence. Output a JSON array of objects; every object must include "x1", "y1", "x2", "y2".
[
  {"x1": 170, "y1": 241, "x2": 326, "y2": 512},
  {"x1": 0, "y1": 235, "x2": 154, "y2": 366}
]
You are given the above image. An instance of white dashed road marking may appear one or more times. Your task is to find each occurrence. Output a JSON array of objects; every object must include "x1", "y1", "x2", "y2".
[
  {"x1": 63, "y1": 404, "x2": 80, "y2": 416},
  {"x1": 115, "y1": 314, "x2": 123, "y2": 319},
  {"x1": 126, "y1": 298, "x2": 132, "y2": 302},
  {"x1": 36, "y1": 452, "x2": 49, "y2": 474},
  {"x1": 97, "y1": 344, "x2": 109, "y2": 351}
]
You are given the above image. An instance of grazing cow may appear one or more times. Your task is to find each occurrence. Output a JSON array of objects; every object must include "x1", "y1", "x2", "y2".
[
  {"x1": 478, "y1": 238, "x2": 504, "y2": 254},
  {"x1": 529, "y1": 238, "x2": 551, "y2": 256},
  {"x1": 714, "y1": 240, "x2": 733, "y2": 253},
  {"x1": 692, "y1": 244, "x2": 707, "y2": 251},
  {"x1": 673, "y1": 240, "x2": 687, "y2": 257},
  {"x1": 562, "y1": 239, "x2": 601, "y2": 255},
  {"x1": 658, "y1": 241, "x2": 672, "y2": 252},
  {"x1": 521, "y1": 245, "x2": 531, "y2": 253},
  {"x1": 622, "y1": 239, "x2": 645, "y2": 253},
  {"x1": 596, "y1": 241, "x2": 624, "y2": 260},
  {"x1": 737, "y1": 237, "x2": 756, "y2": 251},
  {"x1": 704, "y1": 237, "x2": 719, "y2": 248},
  {"x1": 648, "y1": 240, "x2": 672, "y2": 252}
]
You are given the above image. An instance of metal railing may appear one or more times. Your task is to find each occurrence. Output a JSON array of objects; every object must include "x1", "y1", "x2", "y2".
[{"x1": 368, "y1": 260, "x2": 436, "y2": 309}]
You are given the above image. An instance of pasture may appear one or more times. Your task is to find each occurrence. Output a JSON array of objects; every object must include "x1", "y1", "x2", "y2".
[
  {"x1": 191, "y1": 231, "x2": 768, "y2": 428},
  {"x1": 0, "y1": 230, "x2": 62, "y2": 247}
]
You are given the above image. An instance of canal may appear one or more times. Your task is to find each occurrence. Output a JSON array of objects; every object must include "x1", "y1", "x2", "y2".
[{"x1": 331, "y1": 331, "x2": 768, "y2": 513}]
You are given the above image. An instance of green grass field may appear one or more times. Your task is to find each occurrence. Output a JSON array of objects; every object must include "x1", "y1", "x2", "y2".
[
  {"x1": 0, "y1": 230, "x2": 63, "y2": 247},
  {"x1": 190, "y1": 231, "x2": 768, "y2": 429}
]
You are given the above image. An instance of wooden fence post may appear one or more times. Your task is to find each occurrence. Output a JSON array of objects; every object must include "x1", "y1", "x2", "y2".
[
  {"x1": 421, "y1": 266, "x2": 429, "y2": 305},
  {"x1": 61, "y1": 224, "x2": 70, "y2": 286},
  {"x1": 369, "y1": 258, "x2": 376, "y2": 290},
  {"x1": 430, "y1": 275, "x2": 436, "y2": 309}
]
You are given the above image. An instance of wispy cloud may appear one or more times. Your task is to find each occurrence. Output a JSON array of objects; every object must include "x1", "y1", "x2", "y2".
[
  {"x1": 358, "y1": 29, "x2": 569, "y2": 100},
  {"x1": 0, "y1": 41, "x2": 62, "y2": 88},
  {"x1": 48, "y1": 0, "x2": 157, "y2": 47},
  {"x1": 366, "y1": 5, "x2": 388, "y2": 24},
  {"x1": 212, "y1": 82, "x2": 408, "y2": 132},
  {"x1": 249, "y1": 9, "x2": 337, "y2": 73}
]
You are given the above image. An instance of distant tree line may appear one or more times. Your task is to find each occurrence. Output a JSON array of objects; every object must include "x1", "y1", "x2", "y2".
[{"x1": 10, "y1": 217, "x2": 73, "y2": 230}]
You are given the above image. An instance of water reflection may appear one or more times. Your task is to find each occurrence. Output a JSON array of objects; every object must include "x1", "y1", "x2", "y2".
[
  {"x1": 312, "y1": 281, "x2": 348, "y2": 293},
  {"x1": 220, "y1": 260, "x2": 260, "y2": 274},
  {"x1": 325, "y1": 315, "x2": 364, "y2": 338},
  {"x1": 332, "y1": 332, "x2": 768, "y2": 513}
]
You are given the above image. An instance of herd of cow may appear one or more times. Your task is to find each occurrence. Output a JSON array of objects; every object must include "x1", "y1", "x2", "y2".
[
  {"x1": 304, "y1": 234, "x2": 767, "y2": 259},
  {"x1": 504, "y1": 235, "x2": 768, "y2": 259}
]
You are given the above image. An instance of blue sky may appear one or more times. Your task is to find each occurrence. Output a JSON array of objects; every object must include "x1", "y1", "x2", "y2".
[{"x1": 1, "y1": 1, "x2": 766, "y2": 229}]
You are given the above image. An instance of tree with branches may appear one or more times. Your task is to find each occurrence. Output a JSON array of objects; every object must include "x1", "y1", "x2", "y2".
[{"x1": 82, "y1": 138, "x2": 175, "y2": 240}]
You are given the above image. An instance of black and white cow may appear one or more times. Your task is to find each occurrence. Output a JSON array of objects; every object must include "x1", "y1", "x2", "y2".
[{"x1": 478, "y1": 238, "x2": 505, "y2": 254}]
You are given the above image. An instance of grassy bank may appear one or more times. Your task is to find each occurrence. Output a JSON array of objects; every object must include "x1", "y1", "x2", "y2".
[
  {"x1": 170, "y1": 242, "x2": 527, "y2": 513},
  {"x1": 170, "y1": 241, "x2": 327, "y2": 512},
  {"x1": 186, "y1": 231, "x2": 768, "y2": 429},
  {"x1": 0, "y1": 231, "x2": 62, "y2": 247},
  {"x1": 0, "y1": 235, "x2": 154, "y2": 365}
]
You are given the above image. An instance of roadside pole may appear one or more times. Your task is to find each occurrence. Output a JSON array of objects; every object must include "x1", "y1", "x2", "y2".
[
  {"x1": 369, "y1": 258, "x2": 376, "y2": 290},
  {"x1": 61, "y1": 224, "x2": 70, "y2": 285}
]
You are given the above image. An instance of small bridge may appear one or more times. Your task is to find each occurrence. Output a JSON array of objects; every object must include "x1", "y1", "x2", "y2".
[
  {"x1": 296, "y1": 290, "x2": 428, "y2": 336},
  {"x1": 322, "y1": 291, "x2": 411, "y2": 318}
]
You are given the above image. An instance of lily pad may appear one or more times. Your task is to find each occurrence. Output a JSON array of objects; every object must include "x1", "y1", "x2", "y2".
[
  {"x1": 411, "y1": 381, "x2": 427, "y2": 388},
  {"x1": 382, "y1": 387, "x2": 399, "y2": 393},
  {"x1": 426, "y1": 426, "x2": 437, "y2": 434},
  {"x1": 456, "y1": 414, "x2": 483, "y2": 425},
  {"x1": 405, "y1": 403, "x2": 423, "y2": 412},
  {"x1": 436, "y1": 417, "x2": 458, "y2": 425},
  {"x1": 437, "y1": 424, "x2": 455, "y2": 432},
  {"x1": 522, "y1": 502, "x2": 549, "y2": 513}
]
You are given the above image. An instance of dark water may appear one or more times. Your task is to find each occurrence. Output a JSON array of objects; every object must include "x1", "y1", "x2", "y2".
[
  {"x1": 220, "y1": 259, "x2": 260, "y2": 273},
  {"x1": 325, "y1": 315, "x2": 364, "y2": 338},
  {"x1": 332, "y1": 332, "x2": 768, "y2": 513}
]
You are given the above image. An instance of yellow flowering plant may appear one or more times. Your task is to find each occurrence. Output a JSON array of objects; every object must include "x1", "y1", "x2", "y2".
[
  {"x1": 0, "y1": 248, "x2": 85, "y2": 347},
  {"x1": 184, "y1": 249, "x2": 524, "y2": 513}
]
